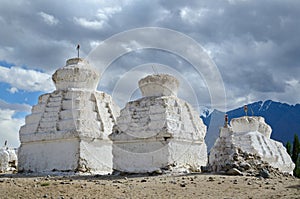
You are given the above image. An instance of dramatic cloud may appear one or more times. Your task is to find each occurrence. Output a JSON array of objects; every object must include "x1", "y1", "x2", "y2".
[
  {"x1": 1, "y1": 0, "x2": 300, "y2": 146},
  {"x1": 0, "y1": 66, "x2": 55, "y2": 92}
]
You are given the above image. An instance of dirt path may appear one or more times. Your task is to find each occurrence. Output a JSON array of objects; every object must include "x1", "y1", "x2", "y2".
[{"x1": 0, "y1": 173, "x2": 299, "y2": 199}]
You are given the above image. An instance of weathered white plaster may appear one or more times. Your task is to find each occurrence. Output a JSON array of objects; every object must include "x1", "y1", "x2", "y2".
[
  {"x1": 0, "y1": 147, "x2": 17, "y2": 173},
  {"x1": 230, "y1": 116, "x2": 272, "y2": 138},
  {"x1": 209, "y1": 116, "x2": 295, "y2": 174},
  {"x1": 18, "y1": 58, "x2": 120, "y2": 174},
  {"x1": 52, "y1": 58, "x2": 100, "y2": 91},
  {"x1": 0, "y1": 148, "x2": 9, "y2": 172},
  {"x1": 110, "y1": 74, "x2": 207, "y2": 173},
  {"x1": 138, "y1": 74, "x2": 179, "y2": 97}
]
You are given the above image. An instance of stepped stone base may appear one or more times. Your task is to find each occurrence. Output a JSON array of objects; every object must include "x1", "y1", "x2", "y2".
[
  {"x1": 110, "y1": 95, "x2": 207, "y2": 173},
  {"x1": 18, "y1": 90, "x2": 119, "y2": 174}
]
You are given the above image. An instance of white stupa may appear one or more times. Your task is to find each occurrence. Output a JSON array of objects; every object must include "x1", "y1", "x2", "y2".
[
  {"x1": 209, "y1": 116, "x2": 295, "y2": 175},
  {"x1": 18, "y1": 58, "x2": 120, "y2": 174},
  {"x1": 0, "y1": 146, "x2": 17, "y2": 173},
  {"x1": 110, "y1": 74, "x2": 207, "y2": 173}
]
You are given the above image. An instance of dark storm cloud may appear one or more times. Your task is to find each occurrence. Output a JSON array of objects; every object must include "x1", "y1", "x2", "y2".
[{"x1": 0, "y1": 0, "x2": 299, "y2": 108}]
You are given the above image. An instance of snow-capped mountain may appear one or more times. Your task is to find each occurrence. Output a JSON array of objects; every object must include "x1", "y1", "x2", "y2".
[{"x1": 201, "y1": 100, "x2": 300, "y2": 151}]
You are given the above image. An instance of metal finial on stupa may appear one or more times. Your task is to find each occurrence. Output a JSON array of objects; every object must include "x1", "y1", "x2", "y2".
[
  {"x1": 244, "y1": 105, "x2": 248, "y2": 116},
  {"x1": 224, "y1": 114, "x2": 229, "y2": 128},
  {"x1": 76, "y1": 44, "x2": 80, "y2": 58}
]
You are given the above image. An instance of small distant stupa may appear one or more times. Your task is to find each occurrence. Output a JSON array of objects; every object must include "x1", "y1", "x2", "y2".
[
  {"x1": 0, "y1": 141, "x2": 18, "y2": 173},
  {"x1": 110, "y1": 74, "x2": 207, "y2": 173},
  {"x1": 209, "y1": 116, "x2": 295, "y2": 175},
  {"x1": 18, "y1": 57, "x2": 120, "y2": 174}
]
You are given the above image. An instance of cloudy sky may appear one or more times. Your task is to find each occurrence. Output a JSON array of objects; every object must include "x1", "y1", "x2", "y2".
[{"x1": 1, "y1": 0, "x2": 300, "y2": 147}]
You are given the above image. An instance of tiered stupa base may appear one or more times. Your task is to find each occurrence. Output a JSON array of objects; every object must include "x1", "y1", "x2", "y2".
[
  {"x1": 110, "y1": 74, "x2": 207, "y2": 173},
  {"x1": 18, "y1": 58, "x2": 120, "y2": 174}
]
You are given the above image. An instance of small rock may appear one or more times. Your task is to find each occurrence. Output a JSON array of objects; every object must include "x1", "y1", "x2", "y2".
[
  {"x1": 240, "y1": 162, "x2": 251, "y2": 170},
  {"x1": 43, "y1": 194, "x2": 48, "y2": 198},
  {"x1": 208, "y1": 177, "x2": 215, "y2": 181},
  {"x1": 259, "y1": 169, "x2": 270, "y2": 178},
  {"x1": 180, "y1": 183, "x2": 186, "y2": 187},
  {"x1": 154, "y1": 169, "x2": 162, "y2": 174},
  {"x1": 141, "y1": 179, "x2": 147, "y2": 183},
  {"x1": 227, "y1": 168, "x2": 243, "y2": 176},
  {"x1": 201, "y1": 166, "x2": 211, "y2": 172},
  {"x1": 233, "y1": 153, "x2": 239, "y2": 161},
  {"x1": 247, "y1": 182, "x2": 252, "y2": 185},
  {"x1": 169, "y1": 180, "x2": 177, "y2": 184},
  {"x1": 233, "y1": 179, "x2": 238, "y2": 184}
]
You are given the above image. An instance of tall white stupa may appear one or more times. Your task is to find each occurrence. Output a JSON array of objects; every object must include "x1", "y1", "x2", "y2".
[
  {"x1": 18, "y1": 58, "x2": 120, "y2": 174},
  {"x1": 110, "y1": 74, "x2": 207, "y2": 173}
]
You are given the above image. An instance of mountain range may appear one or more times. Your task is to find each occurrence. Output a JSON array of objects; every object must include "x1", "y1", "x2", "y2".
[{"x1": 201, "y1": 100, "x2": 300, "y2": 151}]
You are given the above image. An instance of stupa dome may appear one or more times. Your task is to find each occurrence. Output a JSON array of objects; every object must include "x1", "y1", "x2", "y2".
[
  {"x1": 52, "y1": 58, "x2": 100, "y2": 90},
  {"x1": 138, "y1": 74, "x2": 179, "y2": 97}
]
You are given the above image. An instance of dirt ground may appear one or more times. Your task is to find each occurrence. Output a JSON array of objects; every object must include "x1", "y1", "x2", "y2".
[{"x1": 0, "y1": 173, "x2": 299, "y2": 199}]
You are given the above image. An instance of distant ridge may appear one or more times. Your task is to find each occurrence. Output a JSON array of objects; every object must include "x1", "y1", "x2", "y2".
[{"x1": 201, "y1": 100, "x2": 300, "y2": 151}]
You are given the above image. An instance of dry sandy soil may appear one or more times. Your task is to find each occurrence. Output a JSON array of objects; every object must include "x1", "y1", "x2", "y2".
[{"x1": 0, "y1": 173, "x2": 299, "y2": 199}]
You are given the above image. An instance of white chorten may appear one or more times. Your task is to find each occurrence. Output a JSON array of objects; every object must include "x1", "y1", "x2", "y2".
[
  {"x1": 18, "y1": 58, "x2": 120, "y2": 174},
  {"x1": 110, "y1": 74, "x2": 207, "y2": 173},
  {"x1": 0, "y1": 147, "x2": 17, "y2": 173},
  {"x1": 209, "y1": 116, "x2": 295, "y2": 175}
]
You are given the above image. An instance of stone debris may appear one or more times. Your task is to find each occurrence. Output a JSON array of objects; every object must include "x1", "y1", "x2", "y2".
[
  {"x1": 18, "y1": 58, "x2": 120, "y2": 174},
  {"x1": 209, "y1": 116, "x2": 295, "y2": 176},
  {"x1": 227, "y1": 168, "x2": 243, "y2": 176},
  {"x1": 110, "y1": 74, "x2": 207, "y2": 174}
]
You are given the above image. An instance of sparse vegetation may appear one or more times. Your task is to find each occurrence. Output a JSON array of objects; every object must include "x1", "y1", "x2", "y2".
[
  {"x1": 286, "y1": 134, "x2": 300, "y2": 177},
  {"x1": 40, "y1": 182, "x2": 50, "y2": 187}
]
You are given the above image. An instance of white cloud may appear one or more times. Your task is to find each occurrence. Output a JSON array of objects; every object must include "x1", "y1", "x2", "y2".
[
  {"x1": 96, "y1": 6, "x2": 122, "y2": 20},
  {"x1": 0, "y1": 99, "x2": 31, "y2": 112},
  {"x1": 74, "y1": 5, "x2": 122, "y2": 30},
  {"x1": 74, "y1": 17, "x2": 105, "y2": 30},
  {"x1": 0, "y1": 109, "x2": 24, "y2": 148},
  {"x1": 7, "y1": 87, "x2": 18, "y2": 94},
  {"x1": 180, "y1": 7, "x2": 210, "y2": 24},
  {"x1": 38, "y1": 12, "x2": 59, "y2": 26},
  {"x1": 0, "y1": 66, "x2": 55, "y2": 92}
]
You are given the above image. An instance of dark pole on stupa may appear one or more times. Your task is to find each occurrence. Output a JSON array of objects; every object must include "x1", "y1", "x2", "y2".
[
  {"x1": 244, "y1": 105, "x2": 248, "y2": 116},
  {"x1": 76, "y1": 44, "x2": 80, "y2": 58},
  {"x1": 224, "y1": 114, "x2": 228, "y2": 128}
]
